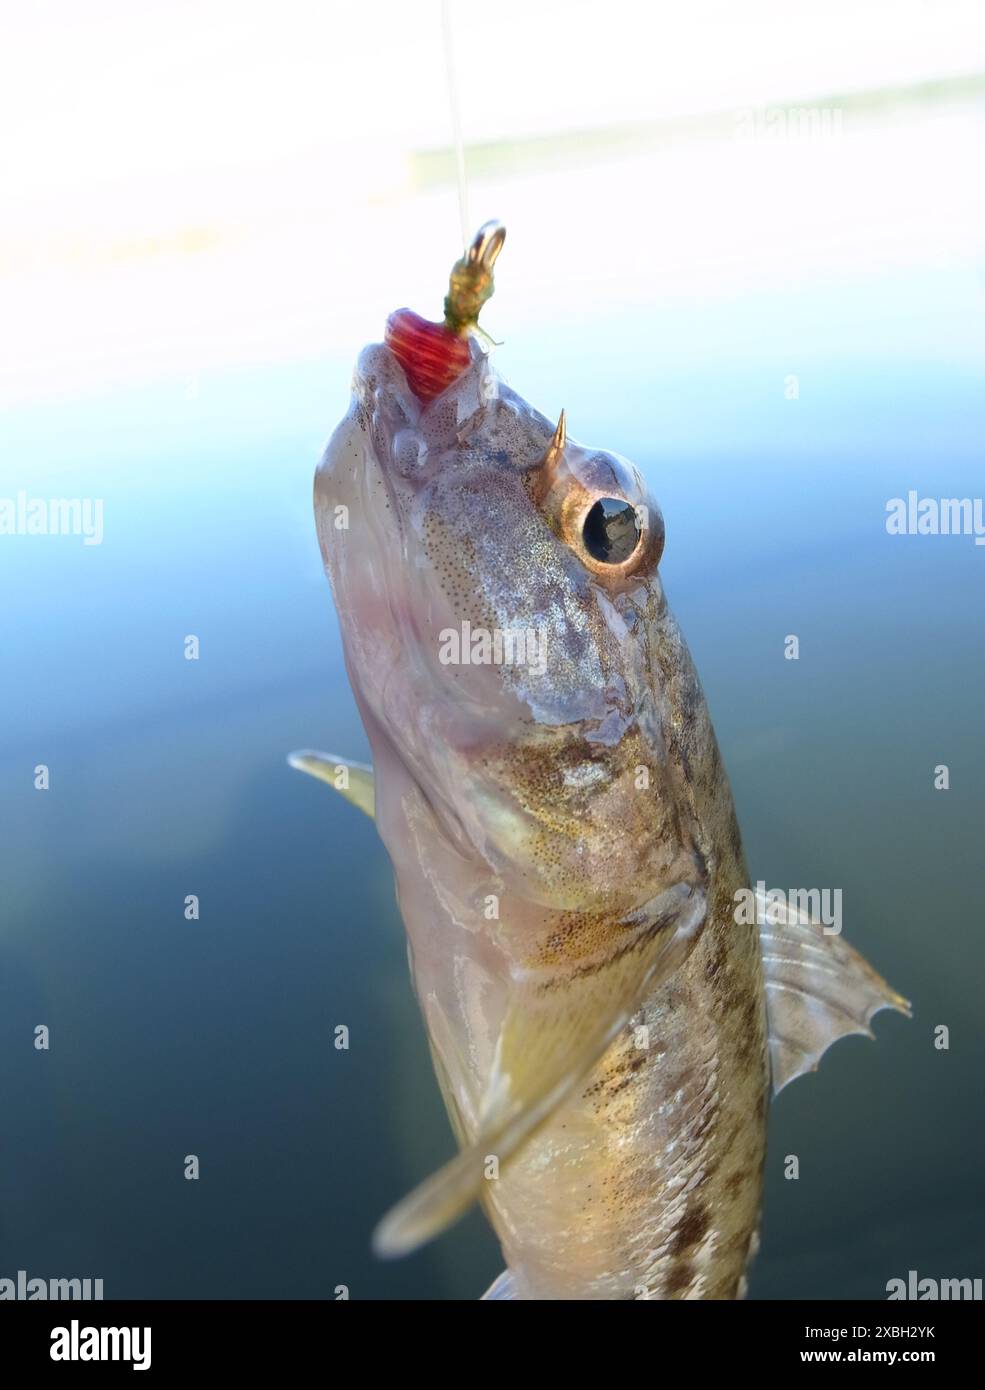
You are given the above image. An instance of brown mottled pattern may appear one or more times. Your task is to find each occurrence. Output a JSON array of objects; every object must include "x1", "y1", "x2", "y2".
[{"x1": 485, "y1": 604, "x2": 769, "y2": 1301}]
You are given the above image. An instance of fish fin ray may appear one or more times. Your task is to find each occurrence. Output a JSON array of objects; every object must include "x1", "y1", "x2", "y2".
[
  {"x1": 373, "y1": 882, "x2": 707, "y2": 1256},
  {"x1": 757, "y1": 891, "x2": 910, "y2": 1095},
  {"x1": 287, "y1": 749, "x2": 375, "y2": 818},
  {"x1": 481, "y1": 1269, "x2": 519, "y2": 1300}
]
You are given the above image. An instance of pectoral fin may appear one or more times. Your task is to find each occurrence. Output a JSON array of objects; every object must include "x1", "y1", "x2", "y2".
[
  {"x1": 757, "y1": 890, "x2": 910, "y2": 1095},
  {"x1": 372, "y1": 881, "x2": 707, "y2": 1257},
  {"x1": 287, "y1": 749, "x2": 375, "y2": 818}
]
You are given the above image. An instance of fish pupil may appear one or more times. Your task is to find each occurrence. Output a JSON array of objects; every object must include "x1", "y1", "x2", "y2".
[{"x1": 583, "y1": 498, "x2": 641, "y2": 563}]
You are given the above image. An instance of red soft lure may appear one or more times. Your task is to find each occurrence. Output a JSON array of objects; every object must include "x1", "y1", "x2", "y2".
[
  {"x1": 383, "y1": 220, "x2": 506, "y2": 404},
  {"x1": 385, "y1": 309, "x2": 471, "y2": 403}
]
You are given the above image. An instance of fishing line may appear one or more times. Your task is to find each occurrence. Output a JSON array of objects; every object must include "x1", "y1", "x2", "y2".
[{"x1": 440, "y1": 0, "x2": 470, "y2": 250}]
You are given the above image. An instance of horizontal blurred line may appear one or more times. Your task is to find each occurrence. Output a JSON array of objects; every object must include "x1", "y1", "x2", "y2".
[{"x1": 410, "y1": 71, "x2": 985, "y2": 187}]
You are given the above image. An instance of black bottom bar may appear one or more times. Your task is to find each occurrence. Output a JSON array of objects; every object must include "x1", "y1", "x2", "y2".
[{"x1": 2, "y1": 1297, "x2": 976, "y2": 1374}]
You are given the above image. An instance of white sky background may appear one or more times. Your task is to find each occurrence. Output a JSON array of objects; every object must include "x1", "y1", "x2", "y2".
[{"x1": 1, "y1": 0, "x2": 983, "y2": 401}]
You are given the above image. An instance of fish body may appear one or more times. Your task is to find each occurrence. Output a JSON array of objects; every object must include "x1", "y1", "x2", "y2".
[{"x1": 298, "y1": 230, "x2": 906, "y2": 1299}]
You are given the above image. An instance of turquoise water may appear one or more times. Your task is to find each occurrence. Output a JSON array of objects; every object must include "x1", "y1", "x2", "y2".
[{"x1": 2, "y1": 254, "x2": 983, "y2": 1299}]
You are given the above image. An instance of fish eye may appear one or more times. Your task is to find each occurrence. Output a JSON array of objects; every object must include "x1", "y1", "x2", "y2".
[{"x1": 582, "y1": 497, "x2": 642, "y2": 565}]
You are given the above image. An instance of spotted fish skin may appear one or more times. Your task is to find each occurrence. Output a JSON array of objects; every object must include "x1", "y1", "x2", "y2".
[
  {"x1": 308, "y1": 333, "x2": 903, "y2": 1299},
  {"x1": 491, "y1": 602, "x2": 768, "y2": 1301}
]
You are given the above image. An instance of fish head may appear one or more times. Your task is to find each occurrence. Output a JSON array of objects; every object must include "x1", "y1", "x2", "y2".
[{"x1": 316, "y1": 342, "x2": 706, "y2": 937}]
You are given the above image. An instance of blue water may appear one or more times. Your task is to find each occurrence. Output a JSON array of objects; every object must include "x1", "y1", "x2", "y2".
[{"x1": 2, "y1": 255, "x2": 983, "y2": 1298}]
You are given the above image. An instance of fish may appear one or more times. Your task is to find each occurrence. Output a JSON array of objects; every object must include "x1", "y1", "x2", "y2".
[{"x1": 292, "y1": 222, "x2": 909, "y2": 1300}]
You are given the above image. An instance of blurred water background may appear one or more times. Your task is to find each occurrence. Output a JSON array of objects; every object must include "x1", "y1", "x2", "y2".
[{"x1": 1, "y1": 0, "x2": 983, "y2": 1298}]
